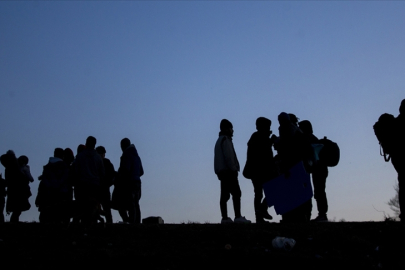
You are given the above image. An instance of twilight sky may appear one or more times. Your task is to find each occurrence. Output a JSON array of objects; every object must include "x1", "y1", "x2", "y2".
[{"x1": 1, "y1": 1, "x2": 404, "y2": 223}]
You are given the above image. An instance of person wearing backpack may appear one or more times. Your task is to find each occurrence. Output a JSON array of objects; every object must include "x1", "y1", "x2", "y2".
[
  {"x1": 299, "y1": 120, "x2": 329, "y2": 222},
  {"x1": 391, "y1": 99, "x2": 405, "y2": 222},
  {"x1": 214, "y1": 119, "x2": 251, "y2": 224}
]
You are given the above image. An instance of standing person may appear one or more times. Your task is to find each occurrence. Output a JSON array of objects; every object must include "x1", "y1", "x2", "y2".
[
  {"x1": 96, "y1": 146, "x2": 116, "y2": 224},
  {"x1": 214, "y1": 119, "x2": 251, "y2": 224},
  {"x1": 299, "y1": 120, "x2": 329, "y2": 222},
  {"x1": 246, "y1": 117, "x2": 277, "y2": 222},
  {"x1": 35, "y1": 148, "x2": 70, "y2": 223},
  {"x1": 112, "y1": 138, "x2": 143, "y2": 224},
  {"x1": 244, "y1": 117, "x2": 275, "y2": 223},
  {"x1": 75, "y1": 136, "x2": 105, "y2": 223},
  {"x1": 391, "y1": 99, "x2": 405, "y2": 222},
  {"x1": 0, "y1": 150, "x2": 31, "y2": 222}
]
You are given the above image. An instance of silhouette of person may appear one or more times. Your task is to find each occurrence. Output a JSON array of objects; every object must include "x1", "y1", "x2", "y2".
[
  {"x1": 96, "y1": 146, "x2": 116, "y2": 224},
  {"x1": 0, "y1": 150, "x2": 32, "y2": 222},
  {"x1": 35, "y1": 148, "x2": 70, "y2": 223},
  {"x1": 391, "y1": 99, "x2": 405, "y2": 222},
  {"x1": 112, "y1": 138, "x2": 143, "y2": 224},
  {"x1": 299, "y1": 120, "x2": 329, "y2": 222},
  {"x1": 18, "y1": 156, "x2": 34, "y2": 183},
  {"x1": 0, "y1": 173, "x2": 5, "y2": 223},
  {"x1": 245, "y1": 117, "x2": 275, "y2": 223},
  {"x1": 214, "y1": 119, "x2": 251, "y2": 224},
  {"x1": 274, "y1": 113, "x2": 311, "y2": 223},
  {"x1": 74, "y1": 136, "x2": 105, "y2": 223}
]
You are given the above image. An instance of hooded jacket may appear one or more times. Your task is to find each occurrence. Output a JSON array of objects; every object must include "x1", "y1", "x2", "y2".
[
  {"x1": 116, "y1": 144, "x2": 144, "y2": 187},
  {"x1": 214, "y1": 133, "x2": 240, "y2": 176}
]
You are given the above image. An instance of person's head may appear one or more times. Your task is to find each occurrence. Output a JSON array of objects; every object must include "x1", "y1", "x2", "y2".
[
  {"x1": 220, "y1": 119, "x2": 234, "y2": 136},
  {"x1": 17, "y1": 155, "x2": 29, "y2": 167},
  {"x1": 64, "y1": 148, "x2": 74, "y2": 164},
  {"x1": 77, "y1": 144, "x2": 86, "y2": 155},
  {"x1": 298, "y1": 120, "x2": 313, "y2": 135},
  {"x1": 256, "y1": 117, "x2": 271, "y2": 132},
  {"x1": 288, "y1": 113, "x2": 299, "y2": 126},
  {"x1": 54, "y1": 148, "x2": 64, "y2": 159},
  {"x1": 278, "y1": 112, "x2": 290, "y2": 125},
  {"x1": 400, "y1": 99, "x2": 405, "y2": 115},
  {"x1": 85, "y1": 136, "x2": 97, "y2": 149},
  {"x1": 121, "y1": 138, "x2": 131, "y2": 152},
  {"x1": 96, "y1": 146, "x2": 106, "y2": 158}
]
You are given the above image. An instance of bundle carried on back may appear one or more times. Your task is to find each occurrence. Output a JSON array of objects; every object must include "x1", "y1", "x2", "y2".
[
  {"x1": 318, "y1": 137, "x2": 340, "y2": 167},
  {"x1": 373, "y1": 113, "x2": 397, "y2": 162}
]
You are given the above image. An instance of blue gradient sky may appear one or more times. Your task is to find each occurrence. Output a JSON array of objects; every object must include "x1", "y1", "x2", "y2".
[{"x1": 1, "y1": 1, "x2": 404, "y2": 223}]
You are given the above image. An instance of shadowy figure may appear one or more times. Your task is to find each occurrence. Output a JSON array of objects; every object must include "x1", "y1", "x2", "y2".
[
  {"x1": 243, "y1": 117, "x2": 276, "y2": 223},
  {"x1": 214, "y1": 119, "x2": 251, "y2": 224},
  {"x1": 390, "y1": 99, "x2": 405, "y2": 222},
  {"x1": 74, "y1": 136, "x2": 105, "y2": 223},
  {"x1": 0, "y1": 150, "x2": 32, "y2": 222},
  {"x1": 0, "y1": 173, "x2": 5, "y2": 223},
  {"x1": 112, "y1": 138, "x2": 143, "y2": 224},
  {"x1": 299, "y1": 120, "x2": 329, "y2": 222},
  {"x1": 96, "y1": 146, "x2": 116, "y2": 224},
  {"x1": 35, "y1": 148, "x2": 70, "y2": 223},
  {"x1": 274, "y1": 113, "x2": 312, "y2": 223}
]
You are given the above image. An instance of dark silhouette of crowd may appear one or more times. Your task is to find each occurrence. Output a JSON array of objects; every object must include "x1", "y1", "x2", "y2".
[
  {"x1": 0, "y1": 136, "x2": 143, "y2": 224},
  {"x1": 1, "y1": 99, "x2": 404, "y2": 224},
  {"x1": 215, "y1": 112, "x2": 338, "y2": 224}
]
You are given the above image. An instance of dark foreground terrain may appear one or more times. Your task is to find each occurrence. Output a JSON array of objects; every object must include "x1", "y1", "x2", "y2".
[{"x1": 0, "y1": 221, "x2": 404, "y2": 269}]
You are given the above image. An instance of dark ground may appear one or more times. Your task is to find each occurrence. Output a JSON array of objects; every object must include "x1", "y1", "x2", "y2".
[{"x1": 0, "y1": 221, "x2": 404, "y2": 269}]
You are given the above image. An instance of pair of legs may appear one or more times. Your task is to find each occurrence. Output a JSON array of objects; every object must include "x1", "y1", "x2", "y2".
[
  {"x1": 118, "y1": 183, "x2": 141, "y2": 224},
  {"x1": 100, "y1": 187, "x2": 113, "y2": 224},
  {"x1": 220, "y1": 175, "x2": 242, "y2": 219},
  {"x1": 312, "y1": 164, "x2": 329, "y2": 219},
  {"x1": 391, "y1": 155, "x2": 405, "y2": 220},
  {"x1": 251, "y1": 178, "x2": 270, "y2": 222}
]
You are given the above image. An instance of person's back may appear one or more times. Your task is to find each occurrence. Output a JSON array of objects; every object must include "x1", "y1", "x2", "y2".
[
  {"x1": 75, "y1": 148, "x2": 105, "y2": 187},
  {"x1": 36, "y1": 148, "x2": 70, "y2": 223},
  {"x1": 74, "y1": 136, "x2": 105, "y2": 223}
]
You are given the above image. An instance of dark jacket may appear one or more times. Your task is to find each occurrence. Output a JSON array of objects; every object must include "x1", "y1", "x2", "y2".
[
  {"x1": 35, "y1": 157, "x2": 70, "y2": 209},
  {"x1": 75, "y1": 149, "x2": 105, "y2": 187},
  {"x1": 245, "y1": 131, "x2": 276, "y2": 180},
  {"x1": 101, "y1": 158, "x2": 116, "y2": 188},
  {"x1": 116, "y1": 144, "x2": 143, "y2": 188}
]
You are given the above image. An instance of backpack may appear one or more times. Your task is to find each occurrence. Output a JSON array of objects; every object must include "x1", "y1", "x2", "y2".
[
  {"x1": 373, "y1": 113, "x2": 396, "y2": 162},
  {"x1": 318, "y1": 137, "x2": 340, "y2": 167}
]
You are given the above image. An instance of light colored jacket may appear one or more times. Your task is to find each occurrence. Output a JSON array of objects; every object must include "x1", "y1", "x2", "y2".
[{"x1": 214, "y1": 135, "x2": 240, "y2": 175}]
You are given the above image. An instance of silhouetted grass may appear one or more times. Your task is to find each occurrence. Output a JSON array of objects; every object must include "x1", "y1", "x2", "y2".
[{"x1": 0, "y1": 221, "x2": 403, "y2": 269}]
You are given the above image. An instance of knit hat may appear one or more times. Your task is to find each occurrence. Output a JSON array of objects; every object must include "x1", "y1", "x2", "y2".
[{"x1": 220, "y1": 119, "x2": 233, "y2": 131}]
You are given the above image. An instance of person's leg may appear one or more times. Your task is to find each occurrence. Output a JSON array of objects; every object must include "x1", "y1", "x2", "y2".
[
  {"x1": 128, "y1": 184, "x2": 141, "y2": 224},
  {"x1": 10, "y1": 211, "x2": 21, "y2": 223},
  {"x1": 312, "y1": 165, "x2": 329, "y2": 218},
  {"x1": 228, "y1": 178, "x2": 242, "y2": 218},
  {"x1": 392, "y1": 156, "x2": 405, "y2": 220},
  {"x1": 100, "y1": 188, "x2": 113, "y2": 224},
  {"x1": 220, "y1": 180, "x2": 231, "y2": 219}
]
